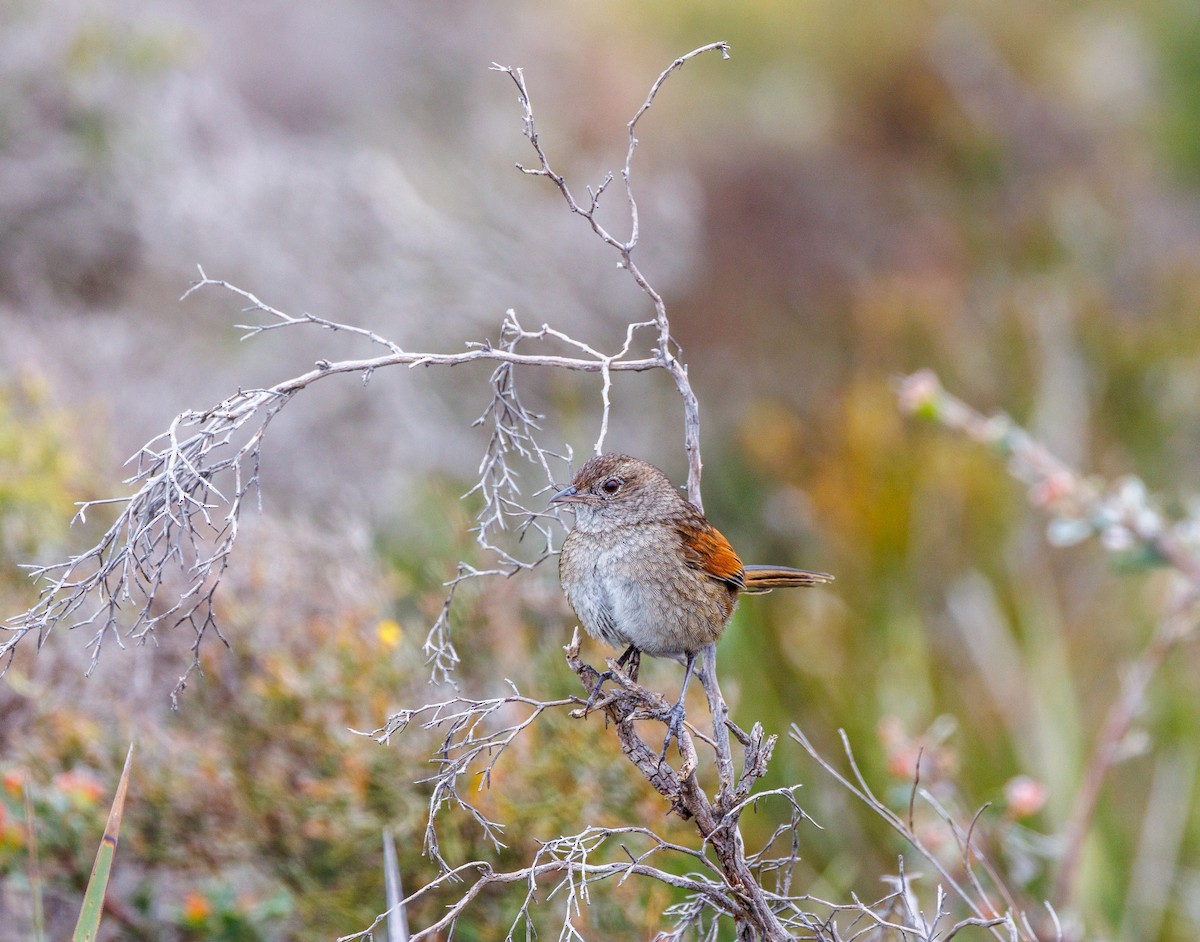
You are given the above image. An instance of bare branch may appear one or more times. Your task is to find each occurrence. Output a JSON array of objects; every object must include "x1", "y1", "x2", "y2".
[
  {"x1": 0, "y1": 269, "x2": 667, "y2": 689},
  {"x1": 362, "y1": 685, "x2": 578, "y2": 871},
  {"x1": 791, "y1": 724, "x2": 1032, "y2": 942},
  {"x1": 493, "y1": 42, "x2": 729, "y2": 511}
]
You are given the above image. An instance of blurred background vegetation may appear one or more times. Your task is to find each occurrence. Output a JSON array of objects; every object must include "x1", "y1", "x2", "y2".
[{"x1": 4, "y1": 0, "x2": 1200, "y2": 938}]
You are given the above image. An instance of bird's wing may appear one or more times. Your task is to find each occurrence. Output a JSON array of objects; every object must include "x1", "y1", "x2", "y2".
[{"x1": 675, "y1": 520, "x2": 745, "y2": 592}]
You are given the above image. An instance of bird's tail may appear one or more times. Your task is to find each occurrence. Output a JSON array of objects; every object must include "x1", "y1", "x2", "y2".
[{"x1": 742, "y1": 565, "x2": 834, "y2": 593}]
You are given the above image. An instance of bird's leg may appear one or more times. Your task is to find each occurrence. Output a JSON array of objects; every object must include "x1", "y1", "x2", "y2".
[
  {"x1": 615, "y1": 644, "x2": 640, "y2": 682},
  {"x1": 581, "y1": 645, "x2": 641, "y2": 715},
  {"x1": 661, "y1": 651, "x2": 697, "y2": 760}
]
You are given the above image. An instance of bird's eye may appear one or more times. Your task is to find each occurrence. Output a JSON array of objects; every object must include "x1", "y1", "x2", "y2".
[{"x1": 600, "y1": 477, "x2": 622, "y2": 495}]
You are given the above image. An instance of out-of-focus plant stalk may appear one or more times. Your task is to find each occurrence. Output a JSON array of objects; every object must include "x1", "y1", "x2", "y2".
[{"x1": 898, "y1": 369, "x2": 1200, "y2": 914}]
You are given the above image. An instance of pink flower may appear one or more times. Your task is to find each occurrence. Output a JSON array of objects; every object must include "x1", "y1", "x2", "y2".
[
  {"x1": 897, "y1": 370, "x2": 941, "y2": 416},
  {"x1": 1004, "y1": 775, "x2": 1047, "y2": 819}
]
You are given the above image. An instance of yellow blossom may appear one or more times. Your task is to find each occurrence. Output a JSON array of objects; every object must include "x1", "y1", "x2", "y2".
[{"x1": 376, "y1": 619, "x2": 403, "y2": 649}]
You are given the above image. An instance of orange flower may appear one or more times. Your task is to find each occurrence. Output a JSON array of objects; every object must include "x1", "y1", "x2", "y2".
[
  {"x1": 2, "y1": 768, "x2": 27, "y2": 798},
  {"x1": 53, "y1": 769, "x2": 105, "y2": 807},
  {"x1": 182, "y1": 891, "x2": 212, "y2": 924}
]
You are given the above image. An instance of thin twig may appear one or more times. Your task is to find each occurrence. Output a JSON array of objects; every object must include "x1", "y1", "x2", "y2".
[{"x1": 1052, "y1": 596, "x2": 1200, "y2": 904}]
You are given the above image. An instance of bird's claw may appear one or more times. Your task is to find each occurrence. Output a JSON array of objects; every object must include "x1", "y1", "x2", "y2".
[
  {"x1": 660, "y1": 701, "x2": 688, "y2": 761},
  {"x1": 581, "y1": 669, "x2": 617, "y2": 715},
  {"x1": 625, "y1": 648, "x2": 641, "y2": 683},
  {"x1": 580, "y1": 648, "x2": 644, "y2": 717}
]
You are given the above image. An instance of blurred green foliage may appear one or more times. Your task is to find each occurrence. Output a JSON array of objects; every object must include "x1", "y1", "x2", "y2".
[
  {"x1": 1152, "y1": 0, "x2": 1200, "y2": 181},
  {"x1": 0, "y1": 375, "x2": 93, "y2": 575}
]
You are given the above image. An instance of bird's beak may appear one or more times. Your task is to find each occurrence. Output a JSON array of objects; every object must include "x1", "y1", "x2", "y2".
[{"x1": 550, "y1": 485, "x2": 583, "y2": 504}]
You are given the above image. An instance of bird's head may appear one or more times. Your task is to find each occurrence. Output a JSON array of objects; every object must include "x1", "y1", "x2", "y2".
[{"x1": 550, "y1": 454, "x2": 682, "y2": 531}]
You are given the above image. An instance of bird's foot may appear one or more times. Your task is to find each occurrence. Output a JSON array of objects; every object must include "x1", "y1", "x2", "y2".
[
  {"x1": 625, "y1": 648, "x2": 641, "y2": 683},
  {"x1": 660, "y1": 700, "x2": 688, "y2": 761},
  {"x1": 573, "y1": 649, "x2": 643, "y2": 719},
  {"x1": 580, "y1": 669, "x2": 617, "y2": 716}
]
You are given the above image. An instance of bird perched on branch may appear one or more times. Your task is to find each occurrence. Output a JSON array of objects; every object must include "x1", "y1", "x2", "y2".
[{"x1": 552, "y1": 453, "x2": 833, "y2": 755}]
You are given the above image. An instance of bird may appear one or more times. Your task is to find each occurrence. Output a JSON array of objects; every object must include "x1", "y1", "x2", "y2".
[{"x1": 551, "y1": 453, "x2": 833, "y2": 755}]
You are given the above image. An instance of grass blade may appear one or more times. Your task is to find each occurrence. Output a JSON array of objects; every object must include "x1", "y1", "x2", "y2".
[
  {"x1": 382, "y1": 826, "x2": 410, "y2": 942},
  {"x1": 23, "y1": 778, "x2": 45, "y2": 942},
  {"x1": 72, "y1": 743, "x2": 134, "y2": 942}
]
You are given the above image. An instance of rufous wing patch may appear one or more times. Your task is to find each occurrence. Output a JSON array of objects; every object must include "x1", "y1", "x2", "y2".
[{"x1": 677, "y1": 523, "x2": 745, "y2": 592}]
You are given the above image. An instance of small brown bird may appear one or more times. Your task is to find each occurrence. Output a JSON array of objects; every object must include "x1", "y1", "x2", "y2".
[{"x1": 552, "y1": 454, "x2": 833, "y2": 753}]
